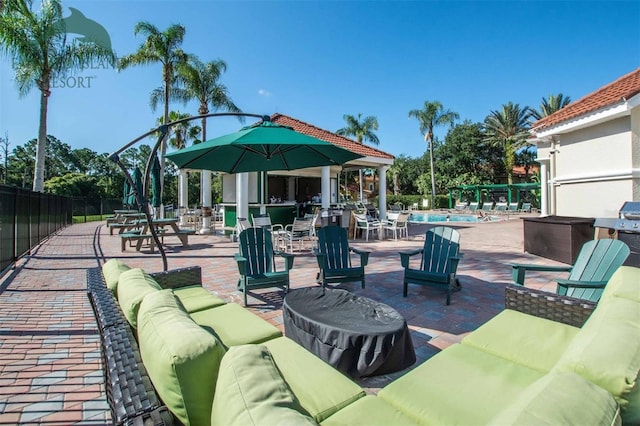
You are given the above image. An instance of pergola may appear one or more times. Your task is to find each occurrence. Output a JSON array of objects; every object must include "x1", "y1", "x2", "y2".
[{"x1": 448, "y1": 183, "x2": 541, "y2": 208}]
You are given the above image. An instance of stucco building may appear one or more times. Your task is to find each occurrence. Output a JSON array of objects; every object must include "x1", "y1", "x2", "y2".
[{"x1": 530, "y1": 68, "x2": 640, "y2": 218}]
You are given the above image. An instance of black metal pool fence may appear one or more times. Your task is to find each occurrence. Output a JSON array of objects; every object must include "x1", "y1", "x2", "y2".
[{"x1": 0, "y1": 185, "x2": 72, "y2": 276}]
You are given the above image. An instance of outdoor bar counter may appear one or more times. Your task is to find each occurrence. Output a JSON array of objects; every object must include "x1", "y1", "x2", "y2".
[{"x1": 222, "y1": 203, "x2": 298, "y2": 228}]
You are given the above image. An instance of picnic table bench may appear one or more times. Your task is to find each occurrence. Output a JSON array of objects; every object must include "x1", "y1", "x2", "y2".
[{"x1": 120, "y1": 221, "x2": 196, "y2": 252}]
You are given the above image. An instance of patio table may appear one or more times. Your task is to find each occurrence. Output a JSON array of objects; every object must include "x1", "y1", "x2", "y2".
[{"x1": 283, "y1": 287, "x2": 416, "y2": 378}]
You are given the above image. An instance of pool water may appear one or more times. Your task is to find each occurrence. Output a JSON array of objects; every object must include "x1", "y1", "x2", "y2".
[{"x1": 408, "y1": 213, "x2": 496, "y2": 223}]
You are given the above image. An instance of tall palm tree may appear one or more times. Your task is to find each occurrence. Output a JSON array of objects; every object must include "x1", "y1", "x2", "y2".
[
  {"x1": 0, "y1": 0, "x2": 115, "y2": 192},
  {"x1": 484, "y1": 102, "x2": 532, "y2": 185},
  {"x1": 168, "y1": 57, "x2": 242, "y2": 142},
  {"x1": 408, "y1": 101, "x2": 459, "y2": 200},
  {"x1": 156, "y1": 111, "x2": 201, "y2": 150},
  {"x1": 336, "y1": 113, "x2": 379, "y2": 202},
  {"x1": 530, "y1": 93, "x2": 572, "y2": 121},
  {"x1": 119, "y1": 22, "x2": 187, "y2": 197},
  {"x1": 515, "y1": 147, "x2": 537, "y2": 181}
]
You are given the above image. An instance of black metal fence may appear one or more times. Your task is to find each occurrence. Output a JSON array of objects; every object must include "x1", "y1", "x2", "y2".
[
  {"x1": 71, "y1": 197, "x2": 124, "y2": 221},
  {"x1": 0, "y1": 185, "x2": 72, "y2": 276}
]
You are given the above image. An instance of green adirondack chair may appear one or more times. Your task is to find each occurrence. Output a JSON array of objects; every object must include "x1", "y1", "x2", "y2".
[
  {"x1": 234, "y1": 228, "x2": 294, "y2": 306},
  {"x1": 400, "y1": 226, "x2": 462, "y2": 305},
  {"x1": 314, "y1": 226, "x2": 370, "y2": 288},
  {"x1": 510, "y1": 238, "x2": 630, "y2": 302}
]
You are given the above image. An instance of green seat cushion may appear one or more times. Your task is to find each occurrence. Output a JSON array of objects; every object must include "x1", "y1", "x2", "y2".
[
  {"x1": 554, "y1": 293, "x2": 640, "y2": 424},
  {"x1": 211, "y1": 345, "x2": 316, "y2": 425},
  {"x1": 190, "y1": 303, "x2": 282, "y2": 347},
  {"x1": 378, "y1": 344, "x2": 543, "y2": 424},
  {"x1": 172, "y1": 285, "x2": 226, "y2": 313},
  {"x1": 462, "y1": 309, "x2": 580, "y2": 372},
  {"x1": 320, "y1": 395, "x2": 421, "y2": 426},
  {"x1": 101, "y1": 258, "x2": 131, "y2": 294},
  {"x1": 116, "y1": 268, "x2": 161, "y2": 328},
  {"x1": 137, "y1": 290, "x2": 225, "y2": 426},
  {"x1": 600, "y1": 266, "x2": 640, "y2": 303},
  {"x1": 488, "y1": 371, "x2": 621, "y2": 426},
  {"x1": 263, "y1": 337, "x2": 366, "y2": 423}
]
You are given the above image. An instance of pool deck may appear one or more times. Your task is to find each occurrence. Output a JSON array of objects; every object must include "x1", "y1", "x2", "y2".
[{"x1": 0, "y1": 213, "x2": 568, "y2": 424}]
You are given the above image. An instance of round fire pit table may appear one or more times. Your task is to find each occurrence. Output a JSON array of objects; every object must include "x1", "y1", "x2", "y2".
[{"x1": 283, "y1": 287, "x2": 416, "y2": 378}]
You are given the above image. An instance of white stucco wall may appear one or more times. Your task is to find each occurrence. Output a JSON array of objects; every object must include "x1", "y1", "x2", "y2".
[
  {"x1": 555, "y1": 180, "x2": 633, "y2": 217},
  {"x1": 551, "y1": 115, "x2": 639, "y2": 217}
]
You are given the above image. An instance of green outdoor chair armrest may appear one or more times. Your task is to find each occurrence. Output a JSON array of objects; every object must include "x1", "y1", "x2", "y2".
[
  {"x1": 234, "y1": 254, "x2": 247, "y2": 275},
  {"x1": 510, "y1": 263, "x2": 573, "y2": 286},
  {"x1": 399, "y1": 249, "x2": 423, "y2": 268},
  {"x1": 555, "y1": 279, "x2": 608, "y2": 289},
  {"x1": 313, "y1": 251, "x2": 326, "y2": 269},
  {"x1": 351, "y1": 248, "x2": 371, "y2": 266},
  {"x1": 449, "y1": 256, "x2": 461, "y2": 271},
  {"x1": 276, "y1": 251, "x2": 295, "y2": 270}
]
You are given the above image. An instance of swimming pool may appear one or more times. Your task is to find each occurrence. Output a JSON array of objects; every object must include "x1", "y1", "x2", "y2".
[{"x1": 408, "y1": 213, "x2": 497, "y2": 223}]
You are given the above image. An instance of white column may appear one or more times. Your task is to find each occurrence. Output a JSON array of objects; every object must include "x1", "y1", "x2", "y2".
[
  {"x1": 378, "y1": 165, "x2": 388, "y2": 219},
  {"x1": 321, "y1": 166, "x2": 331, "y2": 210},
  {"x1": 287, "y1": 177, "x2": 296, "y2": 201},
  {"x1": 236, "y1": 173, "x2": 249, "y2": 220},
  {"x1": 199, "y1": 170, "x2": 212, "y2": 234},
  {"x1": 538, "y1": 159, "x2": 549, "y2": 217},
  {"x1": 178, "y1": 170, "x2": 188, "y2": 226}
]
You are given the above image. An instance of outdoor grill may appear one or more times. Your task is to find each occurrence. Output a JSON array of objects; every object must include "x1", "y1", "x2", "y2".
[{"x1": 594, "y1": 201, "x2": 640, "y2": 267}]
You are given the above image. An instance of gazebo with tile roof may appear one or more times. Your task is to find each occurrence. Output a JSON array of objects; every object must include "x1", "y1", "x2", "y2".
[
  {"x1": 218, "y1": 113, "x2": 395, "y2": 229},
  {"x1": 529, "y1": 67, "x2": 640, "y2": 218}
]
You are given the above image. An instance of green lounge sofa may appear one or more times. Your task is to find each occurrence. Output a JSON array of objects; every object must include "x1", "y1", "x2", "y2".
[{"x1": 89, "y1": 260, "x2": 640, "y2": 425}]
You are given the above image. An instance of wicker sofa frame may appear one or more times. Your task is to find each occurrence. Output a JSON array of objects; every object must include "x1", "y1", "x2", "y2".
[
  {"x1": 87, "y1": 266, "x2": 203, "y2": 426},
  {"x1": 87, "y1": 266, "x2": 597, "y2": 425}
]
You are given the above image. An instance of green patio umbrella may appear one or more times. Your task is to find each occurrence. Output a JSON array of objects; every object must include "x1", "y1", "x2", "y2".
[
  {"x1": 150, "y1": 155, "x2": 162, "y2": 208},
  {"x1": 128, "y1": 166, "x2": 144, "y2": 208},
  {"x1": 122, "y1": 178, "x2": 131, "y2": 208},
  {"x1": 165, "y1": 121, "x2": 363, "y2": 173}
]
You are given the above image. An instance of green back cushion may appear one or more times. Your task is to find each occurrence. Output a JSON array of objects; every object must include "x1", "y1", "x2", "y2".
[
  {"x1": 116, "y1": 268, "x2": 161, "y2": 328},
  {"x1": 554, "y1": 292, "x2": 640, "y2": 423},
  {"x1": 137, "y1": 290, "x2": 225, "y2": 426},
  {"x1": 462, "y1": 309, "x2": 580, "y2": 372},
  {"x1": 600, "y1": 266, "x2": 640, "y2": 303},
  {"x1": 262, "y1": 337, "x2": 365, "y2": 423},
  {"x1": 211, "y1": 345, "x2": 316, "y2": 425},
  {"x1": 321, "y1": 395, "x2": 421, "y2": 426},
  {"x1": 101, "y1": 258, "x2": 131, "y2": 294},
  {"x1": 488, "y1": 371, "x2": 621, "y2": 425}
]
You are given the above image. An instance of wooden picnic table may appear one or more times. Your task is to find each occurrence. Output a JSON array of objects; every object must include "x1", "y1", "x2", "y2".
[{"x1": 120, "y1": 218, "x2": 195, "y2": 252}]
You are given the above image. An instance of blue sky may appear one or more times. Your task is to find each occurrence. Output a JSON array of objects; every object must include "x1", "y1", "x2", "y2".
[{"x1": 1, "y1": 0, "x2": 639, "y2": 159}]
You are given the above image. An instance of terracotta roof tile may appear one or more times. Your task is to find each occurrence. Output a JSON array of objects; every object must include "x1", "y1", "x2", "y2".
[
  {"x1": 533, "y1": 68, "x2": 640, "y2": 131},
  {"x1": 270, "y1": 113, "x2": 394, "y2": 160}
]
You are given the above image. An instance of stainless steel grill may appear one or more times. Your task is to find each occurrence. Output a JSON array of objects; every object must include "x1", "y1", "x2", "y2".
[{"x1": 595, "y1": 202, "x2": 640, "y2": 267}]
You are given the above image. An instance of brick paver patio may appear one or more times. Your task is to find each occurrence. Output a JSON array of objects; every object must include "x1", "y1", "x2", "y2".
[{"x1": 0, "y1": 214, "x2": 566, "y2": 424}]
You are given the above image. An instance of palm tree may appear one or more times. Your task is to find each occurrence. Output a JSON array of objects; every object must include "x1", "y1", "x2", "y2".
[
  {"x1": 156, "y1": 111, "x2": 201, "y2": 150},
  {"x1": 0, "y1": 0, "x2": 115, "y2": 192},
  {"x1": 515, "y1": 147, "x2": 537, "y2": 181},
  {"x1": 484, "y1": 102, "x2": 532, "y2": 185},
  {"x1": 408, "y1": 101, "x2": 459, "y2": 201},
  {"x1": 118, "y1": 22, "x2": 187, "y2": 197},
  {"x1": 165, "y1": 57, "x2": 243, "y2": 142},
  {"x1": 530, "y1": 93, "x2": 572, "y2": 121},
  {"x1": 336, "y1": 113, "x2": 379, "y2": 202}
]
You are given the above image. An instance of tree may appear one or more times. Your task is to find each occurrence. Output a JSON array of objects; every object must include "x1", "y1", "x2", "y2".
[
  {"x1": 336, "y1": 113, "x2": 379, "y2": 202},
  {"x1": 0, "y1": 0, "x2": 115, "y2": 192},
  {"x1": 408, "y1": 101, "x2": 459, "y2": 201},
  {"x1": 530, "y1": 93, "x2": 572, "y2": 121},
  {"x1": 387, "y1": 155, "x2": 409, "y2": 195},
  {"x1": 118, "y1": 22, "x2": 187, "y2": 197},
  {"x1": 163, "y1": 56, "x2": 242, "y2": 143},
  {"x1": 484, "y1": 102, "x2": 532, "y2": 185},
  {"x1": 515, "y1": 146, "x2": 537, "y2": 181},
  {"x1": 436, "y1": 121, "x2": 503, "y2": 190},
  {"x1": 156, "y1": 111, "x2": 201, "y2": 150}
]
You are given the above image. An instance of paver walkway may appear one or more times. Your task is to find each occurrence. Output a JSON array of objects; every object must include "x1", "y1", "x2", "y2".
[{"x1": 0, "y1": 214, "x2": 565, "y2": 424}]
